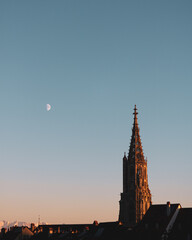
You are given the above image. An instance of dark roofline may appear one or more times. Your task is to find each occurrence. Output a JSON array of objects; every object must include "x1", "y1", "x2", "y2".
[
  {"x1": 38, "y1": 223, "x2": 93, "y2": 228},
  {"x1": 151, "y1": 203, "x2": 181, "y2": 207},
  {"x1": 39, "y1": 221, "x2": 118, "y2": 228}
]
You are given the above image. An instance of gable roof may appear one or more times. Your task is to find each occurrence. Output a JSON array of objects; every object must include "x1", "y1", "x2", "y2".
[
  {"x1": 134, "y1": 203, "x2": 181, "y2": 240},
  {"x1": 167, "y1": 208, "x2": 192, "y2": 240}
]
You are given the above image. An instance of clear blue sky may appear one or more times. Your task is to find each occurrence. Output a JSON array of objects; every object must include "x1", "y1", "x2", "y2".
[{"x1": 0, "y1": 0, "x2": 192, "y2": 224}]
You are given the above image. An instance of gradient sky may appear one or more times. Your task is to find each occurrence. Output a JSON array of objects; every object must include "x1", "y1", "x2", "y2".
[{"x1": 0, "y1": 0, "x2": 192, "y2": 224}]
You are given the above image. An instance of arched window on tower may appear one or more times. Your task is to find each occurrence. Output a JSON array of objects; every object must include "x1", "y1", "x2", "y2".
[
  {"x1": 139, "y1": 200, "x2": 144, "y2": 220},
  {"x1": 137, "y1": 168, "x2": 141, "y2": 187}
]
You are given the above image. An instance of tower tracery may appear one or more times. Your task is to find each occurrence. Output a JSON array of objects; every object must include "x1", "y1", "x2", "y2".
[{"x1": 119, "y1": 105, "x2": 152, "y2": 226}]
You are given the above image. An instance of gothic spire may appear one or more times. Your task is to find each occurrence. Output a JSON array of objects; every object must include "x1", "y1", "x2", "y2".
[
  {"x1": 119, "y1": 106, "x2": 152, "y2": 226},
  {"x1": 133, "y1": 104, "x2": 139, "y2": 129},
  {"x1": 128, "y1": 105, "x2": 144, "y2": 162}
]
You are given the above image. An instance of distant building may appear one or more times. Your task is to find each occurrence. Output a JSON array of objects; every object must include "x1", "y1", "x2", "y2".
[
  {"x1": 0, "y1": 226, "x2": 33, "y2": 240},
  {"x1": 119, "y1": 105, "x2": 152, "y2": 226}
]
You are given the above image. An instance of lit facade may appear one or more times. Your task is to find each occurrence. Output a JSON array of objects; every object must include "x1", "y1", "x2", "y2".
[{"x1": 119, "y1": 105, "x2": 152, "y2": 226}]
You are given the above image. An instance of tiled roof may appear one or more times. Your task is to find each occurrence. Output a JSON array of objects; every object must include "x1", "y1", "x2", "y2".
[
  {"x1": 168, "y1": 208, "x2": 192, "y2": 240},
  {"x1": 133, "y1": 203, "x2": 181, "y2": 240},
  {"x1": 2, "y1": 231, "x2": 20, "y2": 240}
]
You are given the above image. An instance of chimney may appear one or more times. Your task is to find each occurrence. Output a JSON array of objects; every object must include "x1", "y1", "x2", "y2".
[
  {"x1": 167, "y1": 201, "x2": 171, "y2": 216},
  {"x1": 31, "y1": 223, "x2": 35, "y2": 232}
]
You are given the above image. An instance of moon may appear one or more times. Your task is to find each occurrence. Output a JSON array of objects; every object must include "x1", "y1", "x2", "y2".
[{"x1": 46, "y1": 104, "x2": 51, "y2": 111}]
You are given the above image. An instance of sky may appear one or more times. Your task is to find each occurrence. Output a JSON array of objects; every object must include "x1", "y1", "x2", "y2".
[{"x1": 0, "y1": 0, "x2": 192, "y2": 224}]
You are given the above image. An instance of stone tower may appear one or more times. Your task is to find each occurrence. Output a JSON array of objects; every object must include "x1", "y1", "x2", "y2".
[{"x1": 119, "y1": 105, "x2": 152, "y2": 227}]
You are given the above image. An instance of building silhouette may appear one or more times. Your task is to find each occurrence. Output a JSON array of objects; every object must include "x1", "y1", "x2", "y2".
[{"x1": 119, "y1": 105, "x2": 152, "y2": 226}]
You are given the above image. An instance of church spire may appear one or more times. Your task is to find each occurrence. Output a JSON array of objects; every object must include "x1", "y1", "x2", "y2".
[
  {"x1": 119, "y1": 106, "x2": 152, "y2": 227},
  {"x1": 129, "y1": 105, "x2": 144, "y2": 162},
  {"x1": 133, "y1": 104, "x2": 138, "y2": 125}
]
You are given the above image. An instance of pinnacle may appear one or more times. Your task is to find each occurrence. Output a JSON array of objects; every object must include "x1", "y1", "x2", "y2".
[
  {"x1": 128, "y1": 105, "x2": 145, "y2": 161},
  {"x1": 133, "y1": 105, "x2": 139, "y2": 127},
  {"x1": 133, "y1": 104, "x2": 138, "y2": 116}
]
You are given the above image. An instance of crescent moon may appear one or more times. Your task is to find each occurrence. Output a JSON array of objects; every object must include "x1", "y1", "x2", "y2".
[{"x1": 46, "y1": 104, "x2": 51, "y2": 111}]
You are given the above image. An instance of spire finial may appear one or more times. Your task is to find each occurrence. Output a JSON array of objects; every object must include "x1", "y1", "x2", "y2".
[
  {"x1": 133, "y1": 105, "x2": 139, "y2": 127},
  {"x1": 133, "y1": 105, "x2": 138, "y2": 117}
]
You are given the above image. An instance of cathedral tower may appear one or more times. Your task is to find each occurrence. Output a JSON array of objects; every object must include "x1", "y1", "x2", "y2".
[{"x1": 119, "y1": 105, "x2": 152, "y2": 226}]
